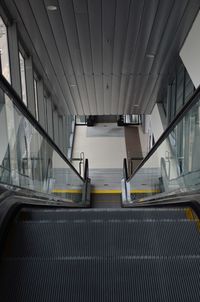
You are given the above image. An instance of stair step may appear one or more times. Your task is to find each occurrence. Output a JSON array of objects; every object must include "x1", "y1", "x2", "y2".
[
  {"x1": 0, "y1": 258, "x2": 200, "y2": 301},
  {"x1": 17, "y1": 207, "x2": 193, "y2": 221},
  {"x1": 4, "y1": 217, "x2": 200, "y2": 258}
]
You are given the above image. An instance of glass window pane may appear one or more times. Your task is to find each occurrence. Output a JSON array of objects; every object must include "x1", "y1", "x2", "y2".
[
  {"x1": 128, "y1": 94, "x2": 200, "y2": 201},
  {"x1": 0, "y1": 85, "x2": 84, "y2": 202},
  {"x1": 19, "y1": 52, "x2": 27, "y2": 106},
  {"x1": 0, "y1": 16, "x2": 10, "y2": 83}
]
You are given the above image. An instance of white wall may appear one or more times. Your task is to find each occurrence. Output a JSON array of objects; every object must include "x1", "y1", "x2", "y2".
[
  {"x1": 151, "y1": 103, "x2": 167, "y2": 141},
  {"x1": 138, "y1": 126, "x2": 149, "y2": 157},
  {"x1": 180, "y1": 10, "x2": 200, "y2": 88},
  {"x1": 72, "y1": 124, "x2": 126, "y2": 170}
]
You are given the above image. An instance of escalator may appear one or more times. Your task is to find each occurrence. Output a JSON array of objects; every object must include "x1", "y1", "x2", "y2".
[
  {"x1": 0, "y1": 200, "x2": 200, "y2": 301},
  {"x1": 0, "y1": 55, "x2": 200, "y2": 301}
]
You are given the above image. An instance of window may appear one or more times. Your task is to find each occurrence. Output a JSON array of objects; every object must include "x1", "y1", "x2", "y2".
[
  {"x1": 34, "y1": 78, "x2": 39, "y2": 120},
  {"x1": 0, "y1": 16, "x2": 10, "y2": 82},
  {"x1": 166, "y1": 61, "x2": 195, "y2": 123},
  {"x1": 19, "y1": 51, "x2": 27, "y2": 106}
]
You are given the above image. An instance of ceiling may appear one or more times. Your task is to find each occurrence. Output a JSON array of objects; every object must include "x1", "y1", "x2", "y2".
[{"x1": 2, "y1": 0, "x2": 200, "y2": 115}]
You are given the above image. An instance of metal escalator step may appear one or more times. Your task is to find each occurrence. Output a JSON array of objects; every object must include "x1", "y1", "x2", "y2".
[
  {"x1": 17, "y1": 207, "x2": 192, "y2": 222},
  {"x1": 1, "y1": 207, "x2": 200, "y2": 301},
  {"x1": 0, "y1": 258, "x2": 200, "y2": 302},
  {"x1": 3, "y1": 219, "x2": 200, "y2": 258}
]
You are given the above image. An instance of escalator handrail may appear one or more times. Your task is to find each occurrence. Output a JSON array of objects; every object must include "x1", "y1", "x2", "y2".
[
  {"x1": 127, "y1": 83, "x2": 200, "y2": 183},
  {"x1": 0, "y1": 74, "x2": 84, "y2": 183},
  {"x1": 84, "y1": 158, "x2": 89, "y2": 181}
]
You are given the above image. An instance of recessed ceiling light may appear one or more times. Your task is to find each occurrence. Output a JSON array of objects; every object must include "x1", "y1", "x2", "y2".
[
  {"x1": 146, "y1": 53, "x2": 155, "y2": 58},
  {"x1": 47, "y1": 5, "x2": 57, "y2": 11},
  {"x1": 70, "y1": 84, "x2": 76, "y2": 87},
  {"x1": 133, "y1": 104, "x2": 139, "y2": 107}
]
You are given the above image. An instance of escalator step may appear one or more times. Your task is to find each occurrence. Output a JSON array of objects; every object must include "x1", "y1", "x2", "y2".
[
  {"x1": 3, "y1": 219, "x2": 200, "y2": 257},
  {"x1": 17, "y1": 207, "x2": 192, "y2": 221},
  {"x1": 1, "y1": 207, "x2": 200, "y2": 301},
  {"x1": 0, "y1": 258, "x2": 200, "y2": 302}
]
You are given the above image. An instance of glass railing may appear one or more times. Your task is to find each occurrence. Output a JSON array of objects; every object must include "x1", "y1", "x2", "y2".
[
  {"x1": 123, "y1": 85, "x2": 200, "y2": 203},
  {"x1": 0, "y1": 75, "x2": 88, "y2": 203}
]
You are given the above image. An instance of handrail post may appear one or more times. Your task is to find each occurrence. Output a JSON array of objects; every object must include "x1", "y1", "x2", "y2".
[
  {"x1": 82, "y1": 158, "x2": 91, "y2": 206},
  {"x1": 121, "y1": 158, "x2": 131, "y2": 205}
]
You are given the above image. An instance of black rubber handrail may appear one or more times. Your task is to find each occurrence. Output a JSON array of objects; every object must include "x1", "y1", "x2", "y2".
[
  {"x1": 123, "y1": 158, "x2": 128, "y2": 181},
  {"x1": 127, "y1": 84, "x2": 200, "y2": 182},
  {"x1": 0, "y1": 74, "x2": 84, "y2": 182},
  {"x1": 84, "y1": 158, "x2": 89, "y2": 181}
]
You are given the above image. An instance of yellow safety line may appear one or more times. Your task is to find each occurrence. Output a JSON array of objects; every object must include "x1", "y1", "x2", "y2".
[
  {"x1": 185, "y1": 208, "x2": 200, "y2": 232},
  {"x1": 185, "y1": 208, "x2": 195, "y2": 220},
  {"x1": 130, "y1": 189, "x2": 160, "y2": 194},
  {"x1": 52, "y1": 189, "x2": 160, "y2": 194},
  {"x1": 91, "y1": 189, "x2": 122, "y2": 194},
  {"x1": 52, "y1": 189, "x2": 82, "y2": 194}
]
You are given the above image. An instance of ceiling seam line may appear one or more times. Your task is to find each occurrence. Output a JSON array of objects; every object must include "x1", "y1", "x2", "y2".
[
  {"x1": 110, "y1": 0, "x2": 118, "y2": 115},
  {"x1": 123, "y1": 0, "x2": 146, "y2": 113},
  {"x1": 42, "y1": 0, "x2": 78, "y2": 114},
  {"x1": 101, "y1": 0, "x2": 105, "y2": 114},
  {"x1": 86, "y1": 0, "x2": 99, "y2": 115},
  {"x1": 71, "y1": 0, "x2": 92, "y2": 115},
  {"x1": 57, "y1": 0, "x2": 86, "y2": 115},
  {"x1": 116, "y1": 0, "x2": 132, "y2": 115},
  {"x1": 14, "y1": 0, "x2": 71, "y2": 115},
  {"x1": 133, "y1": 0, "x2": 161, "y2": 110},
  {"x1": 139, "y1": 0, "x2": 177, "y2": 112},
  {"x1": 27, "y1": 0, "x2": 72, "y2": 114}
]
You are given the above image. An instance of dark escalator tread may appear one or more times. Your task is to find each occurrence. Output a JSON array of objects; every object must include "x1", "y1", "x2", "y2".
[
  {"x1": 1, "y1": 207, "x2": 200, "y2": 301},
  {"x1": 3, "y1": 220, "x2": 200, "y2": 257},
  {"x1": 91, "y1": 200, "x2": 121, "y2": 208},
  {"x1": 17, "y1": 207, "x2": 192, "y2": 221},
  {"x1": 91, "y1": 193, "x2": 121, "y2": 208},
  {"x1": 0, "y1": 258, "x2": 200, "y2": 302}
]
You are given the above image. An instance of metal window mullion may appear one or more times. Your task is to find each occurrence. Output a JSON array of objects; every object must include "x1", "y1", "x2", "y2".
[
  {"x1": 7, "y1": 23, "x2": 21, "y2": 97},
  {"x1": 58, "y1": 115, "x2": 63, "y2": 151},
  {"x1": 62, "y1": 116, "x2": 67, "y2": 155},
  {"x1": 174, "y1": 73, "x2": 177, "y2": 117},
  {"x1": 25, "y1": 57, "x2": 35, "y2": 117},
  {"x1": 53, "y1": 110, "x2": 59, "y2": 146},
  {"x1": 166, "y1": 84, "x2": 172, "y2": 125},
  {"x1": 37, "y1": 80, "x2": 45, "y2": 129},
  {"x1": 47, "y1": 97, "x2": 53, "y2": 139}
]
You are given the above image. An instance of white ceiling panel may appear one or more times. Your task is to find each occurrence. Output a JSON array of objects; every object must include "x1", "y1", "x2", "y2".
[{"x1": 3, "y1": 0, "x2": 200, "y2": 115}]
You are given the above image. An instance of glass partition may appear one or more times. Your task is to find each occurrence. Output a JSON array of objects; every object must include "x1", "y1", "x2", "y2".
[
  {"x1": 0, "y1": 85, "x2": 84, "y2": 202},
  {"x1": 127, "y1": 93, "x2": 200, "y2": 201}
]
